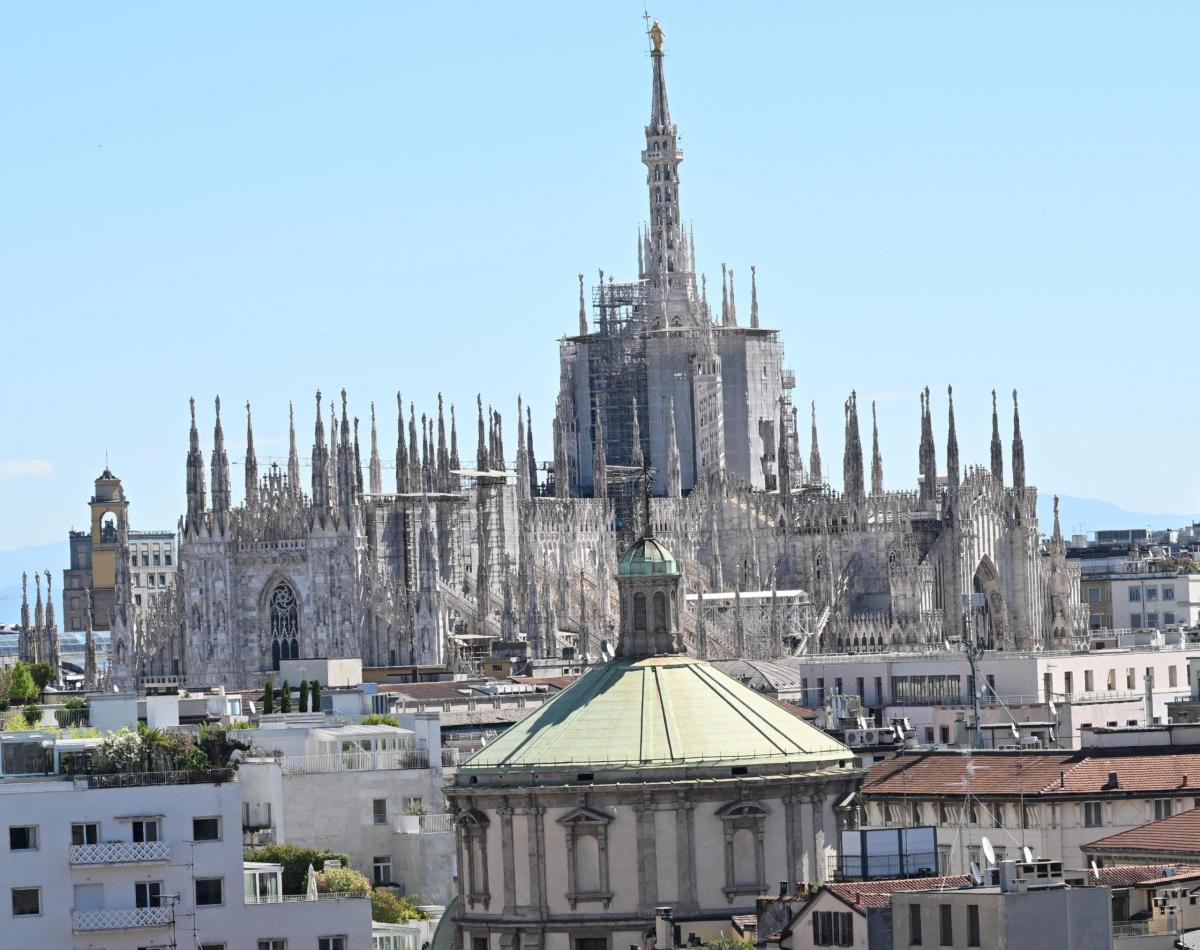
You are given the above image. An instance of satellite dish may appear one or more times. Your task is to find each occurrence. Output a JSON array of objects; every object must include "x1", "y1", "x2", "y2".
[
  {"x1": 969, "y1": 861, "x2": 983, "y2": 887},
  {"x1": 982, "y1": 836, "x2": 996, "y2": 867},
  {"x1": 1091, "y1": 859, "x2": 1100, "y2": 881},
  {"x1": 1010, "y1": 723, "x2": 1020, "y2": 740},
  {"x1": 1022, "y1": 846, "x2": 1034, "y2": 863},
  {"x1": 1048, "y1": 701, "x2": 1058, "y2": 717}
]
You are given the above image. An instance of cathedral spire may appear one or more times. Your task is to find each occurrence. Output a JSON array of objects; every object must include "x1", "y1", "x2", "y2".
[
  {"x1": 287, "y1": 401, "x2": 301, "y2": 495},
  {"x1": 665, "y1": 397, "x2": 682, "y2": 498},
  {"x1": 450, "y1": 403, "x2": 461, "y2": 489},
  {"x1": 989, "y1": 389, "x2": 1004, "y2": 486},
  {"x1": 186, "y1": 397, "x2": 207, "y2": 533},
  {"x1": 19, "y1": 572, "x2": 32, "y2": 662},
  {"x1": 211, "y1": 396, "x2": 231, "y2": 515},
  {"x1": 809, "y1": 401, "x2": 822, "y2": 485},
  {"x1": 577, "y1": 273, "x2": 588, "y2": 336},
  {"x1": 843, "y1": 391, "x2": 864, "y2": 504},
  {"x1": 870, "y1": 400, "x2": 883, "y2": 495},
  {"x1": 83, "y1": 587, "x2": 97, "y2": 690},
  {"x1": 919, "y1": 387, "x2": 937, "y2": 502},
  {"x1": 369, "y1": 402, "x2": 383, "y2": 495},
  {"x1": 721, "y1": 263, "x2": 730, "y2": 326},
  {"x1": 946, "y1": 385, "x2": 960, "y2": 491},
  {"x1": 1012, "y1": 389, "x2": 1026, "y2": 491},
  {"x1": 750, "y1": 264, "x2": 760, "y2": 328},
  {"x1": 407, "y1": 402, "x2": 420, "y2": 491},
  {"x1": 329, "y1": 399, "x2": 340, "y2": 507},
  {"x1": 395, "y1": 393, "x2": 409, "y2": 492},
  {"x1": 476, "y1": 395, "x2": 488, "y2": 471},
  {"x1": 526, "y1": 404, "x2": 536, "y2": 494},
  {"x1": 591, "y1": 403, "x2": 608, "y2": 499},
  {"x1": 777, "y1": 400, "x2": 792, "y2": 500},
  {"x1": 630, "y1": 396, "x2": 644, "y2": 471},
  {"x1": 312, "y1": 390, "x2": 331, "y2": 510},
  {"x1": 727, "y1": 268, "x2": 738, "y2": 326},
  {"x1": 437, "y1": 394, "x2": 449, "y2": 490},
  {"x1": 43, "y1": 571, "x2": 59, "y2": 686},
  {"x1": 244, "y1": 401, "x2": 258, "y2": 507},
  {"x1": 353, "y1": 415, "x2": 364, "y2": 496},
  {"x1": 516, "y1": 396, "x2": 530, "y2": 499}
]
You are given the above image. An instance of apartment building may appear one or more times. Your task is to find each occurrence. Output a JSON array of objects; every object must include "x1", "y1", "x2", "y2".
[{"x1": 0, "y1": 745, "x2": 370, "y2": 949}]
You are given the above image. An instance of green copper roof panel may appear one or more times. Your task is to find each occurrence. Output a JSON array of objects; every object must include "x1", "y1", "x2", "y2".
[{"x1": 458, "y1": 655, "x2": 849, "y2": 772}]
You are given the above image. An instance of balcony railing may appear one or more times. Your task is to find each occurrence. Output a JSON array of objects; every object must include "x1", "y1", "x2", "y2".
[
  {"x1": 397, "y1": 813, "x2": 455, "y2": 835},
  {"x1": 278, "y1": 750, "x2": 429, "y2": 774},
  {"x1": 72, "y1": 906, "x2": 172, "y2": 931},
  {"x1": 243, "y1": 828, "x2": 276, "y2": 847},
  {"x1": 1112, "y1": 918, "x2": 1173, "y2": 938},
  {"x1": 70, "y1": 840, "x2": 170, "y2": 865},
  {"x1": 81, "y1": 768, "x2": 235, "y2": 789},
  {"x1": 246, "y1": 891, "x2": 369, "y2": 905}
]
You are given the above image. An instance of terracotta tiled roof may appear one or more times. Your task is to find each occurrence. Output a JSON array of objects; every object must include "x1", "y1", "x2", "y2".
[
  {"x1": 1086, "y1": 808, "x2": 1200, "y2": 857},
  {"x1": 770, "y1": 698, "x2": 819, "y2": 721},
  {"x1": 862, "y1": 749, "x2": 1200, "y2": 798},
  {"x1": 1092, "y1": 864, "x2": 1200, "y2": 888},
  {"x1": 376, "y1": 681, "x2": 488, "y2": 701},
  {"x1": 822, "y1": 876, "x2": 972, "y2": 911}
]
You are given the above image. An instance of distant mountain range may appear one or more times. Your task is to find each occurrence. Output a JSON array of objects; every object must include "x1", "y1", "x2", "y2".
[{"x1": 1, "y1": 496, "x2": 1196, "y2": 623}]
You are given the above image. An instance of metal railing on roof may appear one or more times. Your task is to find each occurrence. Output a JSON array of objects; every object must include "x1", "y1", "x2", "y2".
[
  {"x1": 278, "y1": 750, "x2": 429, "y2": 774},
  {"x1": 80, "y1": 768, "x2": 235, "y2": 789}
]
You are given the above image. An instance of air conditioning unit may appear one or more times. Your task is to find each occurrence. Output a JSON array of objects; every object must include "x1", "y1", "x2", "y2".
[
  {"x1": 862, "y1": 728, "x2": 880, "y2": 745},
  {"x1": 844, "y1": 730, "x2": 862, "y2": 746}
]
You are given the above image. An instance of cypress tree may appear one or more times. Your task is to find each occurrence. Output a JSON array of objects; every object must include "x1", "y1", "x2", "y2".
[
  {"x1": 298, "y1": 679, "x2": 309, "y2": 713},
  {"x1": 310, "y1": 680, "x2": 322, "y2": 714},
  {"x1": 279, "y1": 680, "x2": 291, "y2": 714},
  {"x1": 262, "y1": 681, "x2": 274, "y2": 715}
]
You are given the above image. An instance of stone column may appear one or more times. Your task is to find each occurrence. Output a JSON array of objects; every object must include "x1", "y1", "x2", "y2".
[
  {"x1": 799, "y1": 794, "x2": 814, "y2": 884},
  {"x1": 812, "y1": 792, "x2": 827, "y2": 883},
  {"x1": 783, "y1": 792, "x2": 799, "y2": 887},
  {"x1": 499, "y1": 803, "x2": 516, "y2": 913},
  {"x1": 675, "y1": 799, "x2": 698, "y2": 914},
  {"x1": 528, "y1": 805, "x2": 548, "y2": 915},
  {"x1": 635, "y1": 801, "x2": 659, "y2": 914}
]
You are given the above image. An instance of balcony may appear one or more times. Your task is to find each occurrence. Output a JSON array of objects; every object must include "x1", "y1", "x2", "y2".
[
  {"x1": 72, "y1": 906, "x2": 172, "y2": 931},
  {"x1": 397, "y1": 813, "x2": 455, "y2": 835},
  {"x1": 80, "y1": 767, "x2": 235, "y2": 789},
  {"x1": 70, "y1": 840, "x2": 170, "y2": 865},
  {"x1": 278, "y1": 750, "x2": 429, "y2": 774},
  {"x1": 1112, "y1": 918, "x2": 1174, "y2": 939}
]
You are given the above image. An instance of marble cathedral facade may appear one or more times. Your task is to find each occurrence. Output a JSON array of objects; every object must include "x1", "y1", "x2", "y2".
[{"x1": 109, "y1": 26, "x2": 1083, "y2": 690}]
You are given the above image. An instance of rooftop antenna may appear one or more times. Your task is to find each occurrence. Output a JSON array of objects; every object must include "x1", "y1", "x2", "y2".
[{"x1": 981, "y1": 836, "x2": 996, "y2": 868}]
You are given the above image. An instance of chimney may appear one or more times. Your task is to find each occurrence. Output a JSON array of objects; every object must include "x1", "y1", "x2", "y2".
[
  {"x1": 1106, "y1": 771, "x2": 1120, "y2": 790},
  {"x1": 655, "y1": 907, "x2": 674, "y2": 950}
]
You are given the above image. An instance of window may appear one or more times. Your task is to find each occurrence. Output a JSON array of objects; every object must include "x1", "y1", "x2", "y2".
[
  {"x1": 165, "y1": 551, "x2": 173, "y2": 565},
  {"x1": 909, "y1": 903, "x2": 923, "y2": 945},
  {"x1": 1129, "y1": 588, "x2": 1141, "y2": 602},
  {"x1": 319, "y1": 939, "x2": 347, "y2": 950},
  {"x1": 1084, "y1": 670, "x2": 1094, "y2": 692},
  {"x1": 939, "y1": 903, "x2": 953, "y2": 945},
  {"x1": 632, "y1": 592, "x2": 647, "y2": 631},
  {"x1": 967, "y1": 905, "x2": 980, "y2": 947},
  {"x1": 134, "y1": 572, "x2": 141, "y2": 586},
  {"x1": 912, "y1": 803, "x2": 922, "y2": 825},
  {"x1": 652, "y1": 590, "x2": 667, "y2": 632},
  {"x1": 1147, "y1": 586, "x2": 1158, "y2": 601},
  {"x1": 153, "y1": 550, "x2": 161, "y2": 566},
  {"x1": 1166, "y1": 613, "x2": 1177, "y2": 627},
  {"x1": 373, "y1": 799, "x2": 388, "y2": 825},
  {"x1": 473, "y1": 938, "x2": 489, "y2": 950},
  {"x1": 1127, "y1": 668, "x2": 1136, "y2": 690},
  {"x1": 1084, "y1": 802, "x2": 1103, "y2": 827},
  {"x1": 136, "y1": 881, "x2": 163, "y2": 908},
  {"x1": 11, "y1": 887, "x2": 40, "y2": 916},
  {"x1": 135, "y1": 594, "x2": 142, "y2": 606},
  {"x1": 1164, "y1": 586, "x2": 1175, "y2": 601},
  {"x1": 1148, "y1": 613, "x2": 1159, "y2": 628},
  {"x1": 373, "y1": 856, "x2": 392, "y2": 886},
  {"x1": 812, "y1": 910, "x2": 854, "y2": 946},
  {"x1": 132, "y1": 819, "x2": 160, "y2": 842},
  {"x1": 1129, "y1": 614, "x2": 1141, "y2": 629},
  {"x1": 147, "y1": 573, "x2": 155, "y2": 587},
  {"x1": 1155, "y1": 799, "x2": 1174, "y2": 821},
  {"x1": 159, "y1": 573, "x2": 166, "y2": 585},
  {"x1": 992, "y1": 804, "x2": 1004, "y2": 829},
  {"x1": 193, "y1": 817, "x2": 220, "y2": 841},
  {"x1": 131, "y1": 552, "x2": 138, "y2": 567},
  {"x1": 1087, "y1": 587, "x2": 1101, "y2": 603},
  {"x1": 71, "y1": 822, "x2": 99, "y2": 845},
  {"x1": 195, "y1": 877, "x2": 223, "y2": 906},
  {"x1": 8, "y1": 826, "x2": 37, "y2": 850},
  {"x1": 258, "y1": 942, "x2": 286, "y2": 950},
  {"x1": 574, "y1": 940, "x2": 606, "y2": 950},
  {"x1": 1170, "y1": 666, "x2": 1179, "y2": 688}
]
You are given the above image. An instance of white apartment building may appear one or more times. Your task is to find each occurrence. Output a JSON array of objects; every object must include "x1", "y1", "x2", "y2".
[
  {"x1": 0, "y1": 732, "x2": 370, "y2": 949},
  {"x1": 240, "y1": 714, "x2": 456, "y2": 904},
  {"x1": 782, "y1": 643, "x2": 1199, "y2": 750}
]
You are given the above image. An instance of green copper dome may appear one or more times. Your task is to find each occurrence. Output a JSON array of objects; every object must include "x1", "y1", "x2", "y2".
[
  {"x1": 455, "y1": 655, "x2": 851, "y2": 779},
  {"x1": 617, "y1": 536, "x2": 679, "y2": 577}
]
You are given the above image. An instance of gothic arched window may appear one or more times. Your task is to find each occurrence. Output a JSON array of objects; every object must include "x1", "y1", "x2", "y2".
[
  {"x1": 633, "y1": 592, "x2": 647, "y2": 632},
  {"x1": 269, "y1": 582, "x2": 299, "y2": 670},
  {"x1": 653, "y1": 591, "x2": 667, "y2": 632}
]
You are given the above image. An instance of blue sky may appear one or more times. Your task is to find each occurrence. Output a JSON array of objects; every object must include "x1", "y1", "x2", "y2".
[{"x1": 2, "y1": 2, "x2": 1198, "y2": 555}]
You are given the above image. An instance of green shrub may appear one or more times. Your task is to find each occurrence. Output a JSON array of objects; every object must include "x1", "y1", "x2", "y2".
[
  {"x1": 29, "y1": 662, "x2": 53, "y2": 694},
  {"x1": 9, "y1": 663, "x2": 37, "y2": 705},
  {"x1": 315, "y1": 866, "x2": 370, "y2": 895},
  {"x1": 244, "y1": 844, "x2": 351, "y2": 894},
  {"x1": 371, "y1": 889, "x2": 429, "y2": 922},
  {"x1": 63, "y1": 696, "x2": 87, "y2": 711},
  {"x1": 262, "y1": 681, "x2": 274, "y2": 715},
  {"x1": 362, "y1": 714, "x2": 401, "y2": 727},
  {"x1": 402, "y1": 798, "x2": 428, "y2": 816},
  {"x1": 22, "y1": 704, "x2": 42, "y2": 726}
]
